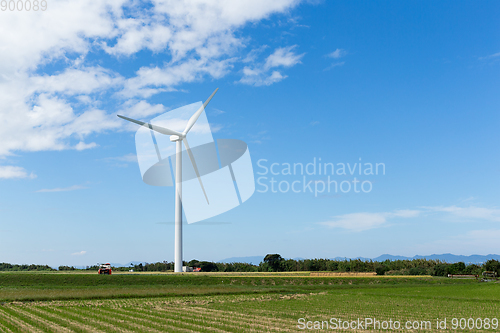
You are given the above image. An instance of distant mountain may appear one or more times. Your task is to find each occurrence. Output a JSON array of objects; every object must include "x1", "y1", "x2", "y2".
[
  {"x1": 409, "y1": 254, "x2": 500, "y2": 264},
  {"x1": 218, "y1": 254, "x2": 500, "y2": 265},
  {"x1": 334, "y1": 254, "x2": 500, "y2": 264}
]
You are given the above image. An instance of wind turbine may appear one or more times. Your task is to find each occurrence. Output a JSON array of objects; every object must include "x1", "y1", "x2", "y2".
[{"x1": 118, "y1": 88, "x2": 218, "y2": 272}]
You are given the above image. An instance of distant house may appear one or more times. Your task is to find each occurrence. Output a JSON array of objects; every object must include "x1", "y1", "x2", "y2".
[{"x1": 182, "y1": 266, "x2": 201, "y2": 272}]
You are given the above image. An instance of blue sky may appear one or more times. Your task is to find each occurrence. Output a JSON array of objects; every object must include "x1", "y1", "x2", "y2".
[{"x1": 0, "y1": 0, "x2": 499, "y2": 267}]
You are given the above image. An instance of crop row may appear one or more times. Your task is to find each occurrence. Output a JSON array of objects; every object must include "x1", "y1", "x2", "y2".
[{"x1": 0, "y1": 295, "x2": 297, "y2": 332}]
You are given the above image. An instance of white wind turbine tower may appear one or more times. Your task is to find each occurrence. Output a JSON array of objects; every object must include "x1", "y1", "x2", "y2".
[{"x1": 118, "y1": 88, "x2": 218, "y2": 272}]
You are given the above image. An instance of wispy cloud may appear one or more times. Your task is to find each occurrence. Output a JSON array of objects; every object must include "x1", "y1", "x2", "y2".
[
  {"x1": 479, "y1": 51, "x2": 500, "y2": 60},
  {"x1": 103, "y1": 153, "x2": 138, "y2": 163},
  {"x1": 239, "y1": 45, "x2": 304, "y2": 86},
  {"x1": 310, "y1": 121, "x2": 320, "y2": 126},
  {"x1": 0, "y1": 166, "x2": 36, "y2": 179},
  {"x1": 320, "y1": 205, "x2": 500, "y2": 233},
  {"x1": 319, "y1": 209, "x2": 420, "y2": 232},
  {"x1": 327, "y1": 48, "x2": 347, "y2": 59},
  {"x1": 210, "y1": 108, "x2": 226, "y2": 116},
  {"x1": 324, "y1": 48, "x2": 348, "y2": 71},
  {"x1": 71, "y1": 251, "x2": 87, "y2": 256},
  {"x1": 37, "y1": 185, "x2": 89, "y2": 193},
  {"x1": 324, "y1": 61, "x2": 345, "y2": 71},
  {"x1": 248, "y1": 130, "x2": 270, "y2": 144},
  {"x1": 423, "y1": 205, "x2": 500, "y2": 222}
]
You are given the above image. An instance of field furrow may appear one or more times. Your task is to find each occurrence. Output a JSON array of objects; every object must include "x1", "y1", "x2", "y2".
[
  {"x1": 0, "y1": 320, "x2": 14, "y2": 333},
  {"x1": 128, "y1": 302, "x2": 292, "y2": 332},
  {"x1": 103, "y1": 306, "x2": 230, "y2": 333},
  {"x1": 63, "y1": 306, "x2": 166, "y2": 333},
  {"x1": 6, "y1": 305, "x2": 72, "y2": 333},
  {"x1": 159, "y1": 305, "x2": 292, "y2": 332},
  {"x1": 27, "y1": 306, "x2": 104, "y2": 333},
  {"x1": 170, "y1": 303, "x2": 294, "y2": 328},
  {"x1": 48, "y1": 306, "x2": 136, "y2": 333},
  {"x1": 0, "y1": 306, "x2": 45, "y2": 333},
  {"x1": 179, "y1": 303, "x2": 293, "y2": 324}
]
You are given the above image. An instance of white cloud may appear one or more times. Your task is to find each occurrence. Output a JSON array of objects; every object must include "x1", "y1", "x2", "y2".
[
  {"x1": 242, "y1": 45, "x2": 269, "y2": 63},
  {"x1": 71, "y1": 251, "x2": 87, "y2": 256},
  {"x1": 0, "y1": 74, "x2": 122, "y2": 157},
  {"x1": 264, "y1": 46, "x2": 304, "y2": 69},
  {"x1": 75, "y1": 142, "x2": 98, "y2": 151},
  {"x1": 30, "y1": 67, "x2": 123, "y2": 96},
  {"x1": 424, "y1": 206, "x2": 500, "y2": 222},
  {"x1": 319, "y1": 209, "x2": 421, "y2": 232},
  {"x1": 327, "y1": 48, "x2": 347, "y2": 59},
  {"x1": 118, "y1": 100, "x2": 166, "y2": 119},
  {"x1": 36, "y1": 185, "x2": 89, "y2": 193},
  {"x1": 0, "y1": 166, "x2": 36, "y2": 179},
  {"x1": 239, "y1": 45, "x2": 304, "y2": 86},
  {"x1": 0, "y1": 0, "x2": 303, "y2": 162},
  {"x1": 121, "y1": 57, "x2": 235, "y2": 98}
]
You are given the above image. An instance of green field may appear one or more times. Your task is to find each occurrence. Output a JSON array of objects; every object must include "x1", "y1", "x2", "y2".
[{"x1": 0, "y1": 272, "x2": 498, "y2": 332}]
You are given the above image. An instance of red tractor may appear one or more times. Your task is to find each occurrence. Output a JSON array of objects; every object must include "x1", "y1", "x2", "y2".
[{"x1": 98, "y1": 263, "x2": 112, "y2": 275}]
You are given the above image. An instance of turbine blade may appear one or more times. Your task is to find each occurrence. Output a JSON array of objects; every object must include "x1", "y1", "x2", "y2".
[
  {"x1": 117, "y1": 115, "x2": 183, "y2": 136},
  {"x1": 183, "y1": 137, "x2": 209, "y2": 204},
  {"x1": 183, "y1": 88, "x2": 219, "y2": 134}
]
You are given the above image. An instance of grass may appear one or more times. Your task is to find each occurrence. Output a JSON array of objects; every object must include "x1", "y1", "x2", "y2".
[
  {"x1": 0, "y1": 272, "x2": 498, "y2": 332},
  {"x1": 0, "y1": 271, "x2": 475, "y2": 302}
]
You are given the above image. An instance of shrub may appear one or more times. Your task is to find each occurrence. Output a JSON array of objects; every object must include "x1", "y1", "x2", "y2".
[
  {"x1": 408, "y1": 267, "x2": 428, "y2": 276},
  {"x1": 431, "y1": 264, "x2": 449, "y2": 276},
  {"x1": 375, "y1": 265, "x2": 388, "y2": 275},
  {"x1": 58, "y1": 266, "x2": 76, "y2": 271}
]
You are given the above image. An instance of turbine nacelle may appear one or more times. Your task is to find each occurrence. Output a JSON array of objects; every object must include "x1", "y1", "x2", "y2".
[{"x1": 170, "y1": 135, "x2": 183, "y2": 142}]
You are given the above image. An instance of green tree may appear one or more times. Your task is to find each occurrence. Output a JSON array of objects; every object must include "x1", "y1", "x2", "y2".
[
  {"x1": 431, "y1": 264, "x2": 449, "y2": 276},
  {"x1": 263, "y1": 254, "x2": 284, "y2": 272},
  {"x1": 484, "y1": 260, "x2": 500, "y2": 276},
  {"x1": 447, "y1": 262, "x2": 466, "y2": 275},
  {"x1": 188, "y1": 259, "x2": 200, "y2": 267},
  {"x1": 375, "y1": 265, "x2": 388, "y2": 275},
  {"x1": 199, "y1": 261, "x2": 218, "y2": 272}
]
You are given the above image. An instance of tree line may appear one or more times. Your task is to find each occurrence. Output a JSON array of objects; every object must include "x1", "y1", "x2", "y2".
[
  {"x1": 258, "y1": 254, "x2": 500, "y2": 276},
  {"x1": 2, "y1": 255, "x2": 499, "y2": 276},
  {"x1": 86, "y1": 255, "x2": 500, "y2": 276},
  {"x1": 0, "y1": 263, "x2": 54, "y2": 271}
]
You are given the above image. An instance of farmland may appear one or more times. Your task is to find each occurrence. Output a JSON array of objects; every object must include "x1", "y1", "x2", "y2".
[{"x1": 0, "y1": 273, "x2": 498, "y2": 332}]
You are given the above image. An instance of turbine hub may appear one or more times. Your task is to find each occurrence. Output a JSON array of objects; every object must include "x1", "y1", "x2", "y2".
[{"x1": 170, "y1": 135, "x2": 181, "y2": 142}]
